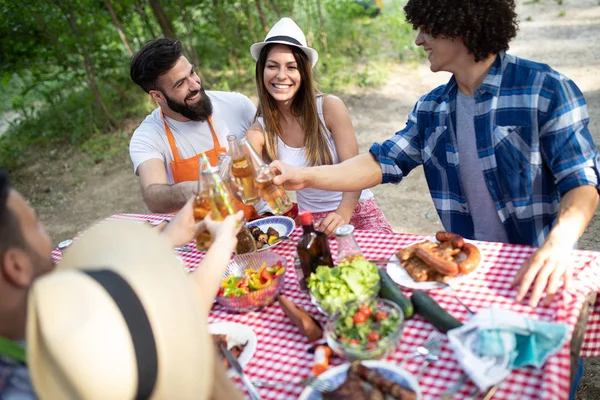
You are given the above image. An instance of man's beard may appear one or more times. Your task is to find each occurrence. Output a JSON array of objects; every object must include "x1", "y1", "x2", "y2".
[{"x1": 163, "y1": 87, "x2": 213, "y2": 122}]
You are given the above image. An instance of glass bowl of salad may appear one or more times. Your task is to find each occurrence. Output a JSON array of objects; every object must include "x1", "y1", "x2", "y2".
[
  {"x1": 215, "y1": 251, "x2": 286, "y2": 313},
  {"x1": 325, "y1": 298, "x2": 404, "y2": 360}
]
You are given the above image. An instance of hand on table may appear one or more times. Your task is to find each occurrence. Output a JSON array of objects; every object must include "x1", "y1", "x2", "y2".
[
  {"x1": 315, "y1": 212, "x2": 348, "y2": 237},
  {"x1": 270, "y1": 160, "x2": 307, "y2": 190},
  {"x1": 510, "y1": 234, "x2": 575, "y2": 307}
]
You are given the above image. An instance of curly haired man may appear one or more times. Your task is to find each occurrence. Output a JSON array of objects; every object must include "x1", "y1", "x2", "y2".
[{"x1": 272, "y1": 0, "x2": 600, "y2": 311}]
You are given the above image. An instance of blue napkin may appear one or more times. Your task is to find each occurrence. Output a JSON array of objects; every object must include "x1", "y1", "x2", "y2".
[{"x1": 447, "y1": 306, "x2": 569, "y2": 391}]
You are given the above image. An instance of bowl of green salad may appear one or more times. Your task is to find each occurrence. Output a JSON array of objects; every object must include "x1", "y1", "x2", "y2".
[
  {"x1": 307, "y1": 258, "x2": 380, "y2": 316},
  {"x1": 325, "y1": 298, "x2": 404, "y2": 360}
]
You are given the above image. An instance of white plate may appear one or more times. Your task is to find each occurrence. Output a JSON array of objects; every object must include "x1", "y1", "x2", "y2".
[
  {"x1": 298, "y1": 360, "x2": 421, "y2": 400},
  {"x1": 246, "y1": 216, "x2": 295, "y2": 251},
  {"x1": 386, "y1": 237, "x2": 484, "y2": 290},
  {"x1": 208, "y1": 322, "x2": 257, "y2": 377}
]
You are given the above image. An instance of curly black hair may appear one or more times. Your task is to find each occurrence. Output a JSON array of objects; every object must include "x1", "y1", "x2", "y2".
[{"x1": 404, "y1": 0, "x2": 519, "y2": 62}]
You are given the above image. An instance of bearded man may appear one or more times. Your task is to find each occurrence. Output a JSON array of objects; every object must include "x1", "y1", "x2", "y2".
[{"x1": 129, "y1": 38, "x2": 258, "y2": 219}]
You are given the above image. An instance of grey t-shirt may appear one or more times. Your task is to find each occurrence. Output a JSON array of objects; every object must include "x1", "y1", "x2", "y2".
[{"x1": 456, "y1": 90, "x2": 509, "y2": 243}]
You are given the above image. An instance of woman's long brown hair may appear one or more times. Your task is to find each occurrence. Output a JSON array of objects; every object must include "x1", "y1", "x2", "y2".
[{"x1": 255, "y1": 44, "x2": 333, "y2": 166}]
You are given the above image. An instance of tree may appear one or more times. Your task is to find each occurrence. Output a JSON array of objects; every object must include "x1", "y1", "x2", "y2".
[
  {"x1": 148, "y1": 0, "x2": 177, "y2": 39},
  {"x1": 104, "y1": 0, "x2": 134, "y2": 55}
]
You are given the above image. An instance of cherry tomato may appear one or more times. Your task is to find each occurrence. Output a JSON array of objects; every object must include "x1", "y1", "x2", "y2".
[
  {"x1": 353, "y1": 312, "x2": 367, "y2": 324},
  {"x1": 359, "y1": 305, "x2": 372, "y2": 318},
  {"x1": 217, "y1": 287, "x2": 224, "y2": 297},
  {"x1": 368, "y1": 331, "x2": 381, "y2": 342},
  {"x1": 375, "y1": 311, "x2": 388, "y2": 321},
  {"x1": 366, "y1": 342, "x2": 377, "y2": 351},
  {"x1": 349, "y1": 339, "x2": 360, "y2": 346}
]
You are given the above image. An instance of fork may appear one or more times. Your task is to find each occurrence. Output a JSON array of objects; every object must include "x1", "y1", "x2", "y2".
[
  {"x1": 399, "y1": 331, "x2": 445, "y2": 367},
  {"x1": 415, "y1": 333, "x2": 443, "y2": 379},
  {"x1": 253, "y1": 377, "x2": 334, "y2": 392},
  {"x1": 431, "y1": 282, "x2": 475, "y2": 315}
]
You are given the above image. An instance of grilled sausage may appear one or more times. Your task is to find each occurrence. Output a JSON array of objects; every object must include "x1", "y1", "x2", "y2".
[
  {"x1": 435, "y1": 231, "x2": 465, "y2": 249},
  {"x1": 458, "y1": 243, "x2": 481, "y2": 274},
  {"x1": 414, "y1": 247, "x2": 460, "y2": 277}
]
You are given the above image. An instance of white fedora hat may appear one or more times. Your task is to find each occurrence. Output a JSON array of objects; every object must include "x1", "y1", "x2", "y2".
[
  {"x1": 26, "y1": 220, "x2": 242, "y2": 400},
  {"x1": 250, "y1": 17, "x2": 319, "y2": 67}
]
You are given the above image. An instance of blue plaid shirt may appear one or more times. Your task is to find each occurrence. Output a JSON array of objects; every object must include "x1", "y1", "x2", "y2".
[
  {"x1": 370, "y1": 52, "x2": 600, "y2": 246},
  {"x1": 0, "y1": 344, "x2": 35, "y2": 400}
]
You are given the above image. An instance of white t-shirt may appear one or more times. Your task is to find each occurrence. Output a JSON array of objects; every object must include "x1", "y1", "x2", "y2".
[
  {"x1": 129, "y1": 91, "x2": 256, "y2": 184},
  {"x1": 258, "y1": 96, "x2": 373, "y2": 213}
]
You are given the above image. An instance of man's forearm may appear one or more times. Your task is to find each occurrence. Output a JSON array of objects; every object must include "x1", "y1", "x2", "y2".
[
  {"x1": 304, "y1": 153, "x2": 383, "y2": 191},
  {"x1": 548, "y1": 185, "x2": 599, "y2": 244},
  {"x1": 142, "y1": 182, "x2": 194, "y2": 213}
]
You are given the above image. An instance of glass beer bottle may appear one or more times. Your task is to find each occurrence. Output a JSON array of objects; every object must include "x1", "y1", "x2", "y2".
[
  {"x1": 241, "y1": 137, "x2": 293, "y2": 215},
  {"x1": 296, "y1": 211, "x2": 334, "y2": 291},
  {"x1": 227, "y1": 134, "x2": 259, "y2": 205},
  {"x1": 194, "y1": 159, "x2": 214, "y2": 251},
  {"x1": 200, "y1": 153, "x2": 238, "y2": 221}
]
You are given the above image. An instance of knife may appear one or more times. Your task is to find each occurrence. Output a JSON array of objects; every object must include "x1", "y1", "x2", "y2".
[
  {"x1": 367, "y1": 258, "x2": 402, "y2": 265},
  {"x1": 218, "y1": 343, "x2": 262, "y2": 400}
]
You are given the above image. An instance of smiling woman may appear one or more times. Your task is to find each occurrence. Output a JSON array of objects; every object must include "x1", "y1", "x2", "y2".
[{"x1": 246, "y1": 18, "x2": 393, "y2": 236}]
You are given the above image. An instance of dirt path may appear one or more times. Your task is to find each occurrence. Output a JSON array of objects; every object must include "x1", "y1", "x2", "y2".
[{"x1": 10, "y1": 0, "x2": 600, "y2": 397}]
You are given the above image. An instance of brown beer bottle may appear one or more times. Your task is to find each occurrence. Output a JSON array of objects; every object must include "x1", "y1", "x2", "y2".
[{"x1": 296, "y1": 211, "x2": 334, "y2": 291}]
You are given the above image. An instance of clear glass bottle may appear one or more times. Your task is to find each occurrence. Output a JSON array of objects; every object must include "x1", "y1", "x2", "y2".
[
  {"x1": 227, "y1": 135, "x2": 259, "y2": 205},
  {"x1": 335, "y1": 224, "x2": 364, "y2": 265},
  {"x1": 241, "y1": 137, "x2": 293, "y2": 215},
  {"x1": 194, "y1": 158, "x2": 214, "y2": 251},
  {"x1": 296, "y1": 211, "x2": 334, "y2": 291},
  {"x1": 200, "y1": 153, "x2": 237, "y2": 220}
]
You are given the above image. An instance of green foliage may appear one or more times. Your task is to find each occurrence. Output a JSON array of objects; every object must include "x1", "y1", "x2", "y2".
[{"x1": 0, "y1": 0, "x2": 419, "y2": 171}]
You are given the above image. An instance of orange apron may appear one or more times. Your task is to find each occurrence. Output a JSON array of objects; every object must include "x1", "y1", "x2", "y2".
[{"x1": 162, "y1": 112, "x2": 258, "y2": 220}]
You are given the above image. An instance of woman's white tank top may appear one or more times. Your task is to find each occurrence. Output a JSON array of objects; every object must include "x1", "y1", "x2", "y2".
[{"x1": 257, "y1": 95, "x2": 373, "y2": 213}]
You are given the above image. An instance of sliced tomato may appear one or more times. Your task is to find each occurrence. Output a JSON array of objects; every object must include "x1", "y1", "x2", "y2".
[
  {"x1": 368, "y1": 331, "x2": 380, "y2": 342},
  {"x1": 260, "y1": 268, "x2": 272, "y2": 284},
  {"x1": 217, "y1": 287, "x2": 224, "y2": 297},
  {"x1": 366, "y1": 342, "x2": 377, "y2": 351},
  {"x1": 349, "y1": 339, "x2": 360, "y2": 346},
  {"x1": 353, "y1": 312, "x2": 367, "y2": 324},
  {"x1": 235, "y1": 278, "x2": 249, "y2": 291}
]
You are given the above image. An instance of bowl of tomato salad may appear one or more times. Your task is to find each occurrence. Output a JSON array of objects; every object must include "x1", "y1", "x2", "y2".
[
  {"x1": 216, "y1": 251, "x2": 287, "y2": 312},
  {"x1": 325, "y1": 298, "x2": 404, "y2": 360}
]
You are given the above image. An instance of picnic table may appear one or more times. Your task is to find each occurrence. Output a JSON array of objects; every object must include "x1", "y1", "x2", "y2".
[{"x1": 52, "y1": 213, "x2": 600, "y2": 400}]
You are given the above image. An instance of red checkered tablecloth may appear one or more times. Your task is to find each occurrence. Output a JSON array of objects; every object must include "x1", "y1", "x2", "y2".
[{"x1": 51, "y1": 213, "x2": 600, "y2": 400}]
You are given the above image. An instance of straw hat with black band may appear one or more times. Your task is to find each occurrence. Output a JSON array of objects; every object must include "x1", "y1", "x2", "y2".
[
  {"x1": 250, "y1": 17, "x2": 319, "y2": 68},
  {"x1": 26, "y1": 220, "x2": 242, "y2": 400}
]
